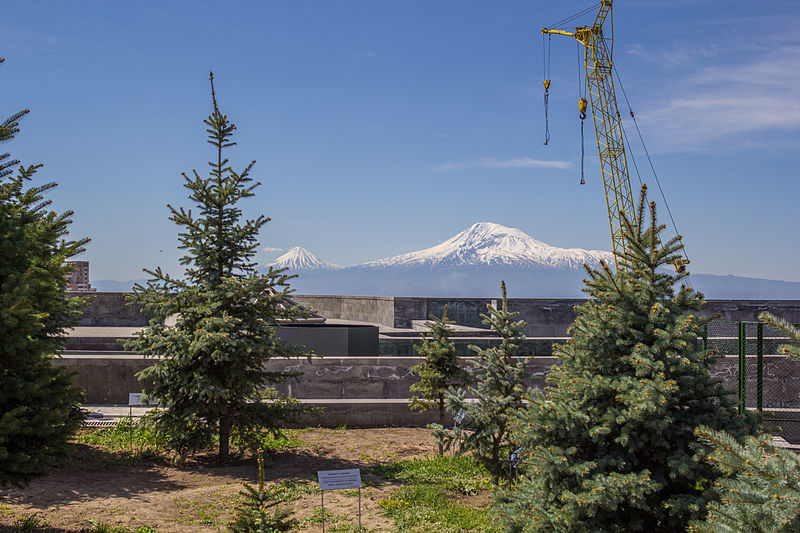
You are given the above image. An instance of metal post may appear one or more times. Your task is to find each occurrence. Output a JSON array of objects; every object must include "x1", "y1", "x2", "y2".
[
  {"x1": 757, "y1": 322, "x2": 763, "y2": 413},
  {"x1": 358, "y1": 487, "x2": 362, "y2": 531},
  {"x1": 321, "y1": 491, "x2": 325, "y2": 533},
  {"x1": 701, "y1": 323, "x2": 708, "y2": 351},
  {"x1": 738, "y1": 321, "x2": 746, "y2": 416},
  {"x1": 129, "y1": 405, "x2": 133, "y2": 451}
]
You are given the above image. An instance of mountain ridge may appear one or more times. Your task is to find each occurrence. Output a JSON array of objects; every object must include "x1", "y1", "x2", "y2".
[
  {"x1": 364, "y1": 222, "x2": 613, "y2": 269},
  {"x1": 268, "y1": 246, "x2": 341, "y2": 271},
  {"x1": 91, "y1": 222, "x2": 800, "y2": 298}
]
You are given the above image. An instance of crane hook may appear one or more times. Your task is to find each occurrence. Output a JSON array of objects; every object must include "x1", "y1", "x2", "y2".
[
  {"x1": 543, "y1": 80, "x2": 551, "y2": 145},
  {"x1": 579, "y1": 97, "x2": 587, "y2": 184}
]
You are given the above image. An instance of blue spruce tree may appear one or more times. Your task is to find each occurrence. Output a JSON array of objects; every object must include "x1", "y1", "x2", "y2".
[
  {"x1": 0, "y1": 58, "x2": 87, "y2": 486},
  {"x1": 500, "y1": 187, "x2": 757, "y2": 531},
  {"x1": 126, "y1": 73, "x2": 311, "y2": 463}
]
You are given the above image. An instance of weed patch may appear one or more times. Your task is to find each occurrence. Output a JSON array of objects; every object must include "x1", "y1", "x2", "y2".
[
  {"x1": 375, "y1": 455, "x2": 499, "y2": 532},
  {"x1": 372, "y1": 454, "x2": 491, "y2": 494}
]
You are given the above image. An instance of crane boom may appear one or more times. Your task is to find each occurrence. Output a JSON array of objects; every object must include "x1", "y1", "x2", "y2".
[{"x1": 542, "y1": 0, "x2": 635, "y2": 269}]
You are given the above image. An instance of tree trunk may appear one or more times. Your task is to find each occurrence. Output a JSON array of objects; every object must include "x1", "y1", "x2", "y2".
[{"x1": 219, "y1": 415, "x2": 232, "y2": 463}]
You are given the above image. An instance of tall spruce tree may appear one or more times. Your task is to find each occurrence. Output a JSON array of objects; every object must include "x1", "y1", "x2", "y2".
[
  {"x1": 689, "y1": 313, "x2": 800, "y2": 532},
  {"x1": 500, "y1": 187, "x2": 757, "y2": 532},
  {"x1": 446, "y1": 281, "x2": 530, "y2": 479},
  {"x1": 409, "y1": 305, "x2": 471, "y2": 454},
  {"x1": 126, "y1": 73, "x2": 311, "y2": 462},
  {"x1": 0, "y1": 58, "x2": 87, "y2": 486}
]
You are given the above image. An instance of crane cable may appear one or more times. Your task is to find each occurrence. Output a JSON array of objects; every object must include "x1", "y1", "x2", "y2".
[
  {"x1": 577, "y1": 41, "x2": 587, "y2": 185},
  {"x1": 612, "y1": 64, "x2": 692, "y2": 277},
  {"x1": 543, "y1": 2, "x2": 602, "y2": 31},
  {"x1": 543, "y1": 34, "x2": 551, "y2": 145},
  {"x1": 541, "y1": 2, "x2": 599, "y2": 147}
]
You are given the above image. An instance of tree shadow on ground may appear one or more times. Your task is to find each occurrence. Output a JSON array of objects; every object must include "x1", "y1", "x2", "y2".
[
  {"x1": 0, "y1": 444, "x2": 183, "y2": 509},
  {"x1": 180, "y1": 447, "x2": 398, "y2": 489}
]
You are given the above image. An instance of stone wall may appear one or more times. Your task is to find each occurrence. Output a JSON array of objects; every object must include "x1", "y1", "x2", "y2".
[
  {"x1": 73, "y1": 293, "x2": 800, "y2": 336},
  {"x1": 55, "y1": 354, "x2": 800, "y2": 410},
  {"x1": 293, "y1": 295, "x2": 395, "y2": 326},
  {"x1": 70, "y1": 292, "x2": 154, "y2": 327},
  {"x1": 296, "y1": 295, "x2": 800, "y2": 337}
]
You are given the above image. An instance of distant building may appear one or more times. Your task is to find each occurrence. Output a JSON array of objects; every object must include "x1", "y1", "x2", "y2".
[{"x1": 66, "y1": 261, "x2": 96, "y2": 292}]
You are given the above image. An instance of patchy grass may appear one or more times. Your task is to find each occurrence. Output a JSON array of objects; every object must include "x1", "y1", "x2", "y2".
[
  {"x1": 75, "y1": 415, "x2": 306, "y2": 461},
  {"x1": 11, "y1": 513, "x2": 49, "y2": 532},
  {"x1": 300, "y1": 507, "x2": 363, "y2": 532},
  {"x1": 372, "y1": 454, "x2": 492, "y2": 495},
  {"x1": 172, "y1": 490, "x2": 241, "y2": 528},
  {"x1": 374, "y1": 455, "x2": 500, "y2": 532},
  {"x1": 75, "y1": 415, "x2": 165, "y2": 457},
  {"x1": 84, "y1": 521, "x2": 160, "y2": 533},
  {"x1": 270, "y1": 478, "x2": 319, "y2": 502}
]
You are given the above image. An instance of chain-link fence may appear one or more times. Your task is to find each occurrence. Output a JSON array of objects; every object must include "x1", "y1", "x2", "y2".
[{"x1": 704, "y1": 320, "x2": 800, "y2": 440}]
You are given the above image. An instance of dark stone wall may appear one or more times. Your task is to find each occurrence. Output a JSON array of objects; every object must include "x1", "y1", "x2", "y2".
[
  {"x1": 73, "y1": 292, "x2": 800, "y2": 337},
  {"x1": 55, "y1": 354, "x2": 800, "y2": 410},
  {"x1": 70, "y1": 292, "x2": 154, "y2": 327},
  {"x1": 390, "y1": 298, "x2": 800, "y2": 337},
  {"x1": 293, "y1": 295, "x2": 395, "y2": 326}
]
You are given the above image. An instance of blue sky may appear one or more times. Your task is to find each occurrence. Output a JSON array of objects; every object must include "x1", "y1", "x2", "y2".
[{"x1": 3, "y1": 0, "x2": 800, "y2": 282}]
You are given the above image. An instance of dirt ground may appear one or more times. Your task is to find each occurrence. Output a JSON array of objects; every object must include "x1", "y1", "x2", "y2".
[{"x1": 0, "y1": 427, "x2": 437, "y2": 532}]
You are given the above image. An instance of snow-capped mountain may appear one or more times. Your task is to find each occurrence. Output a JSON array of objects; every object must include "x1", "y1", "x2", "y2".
[
  {"x1": 365, "y1": 222, "x2": 613, "y2": 270},
  {"x1": 92, "y1": 222, "x2": 800, "y2": 298},
  {"x1": 268, "y1": 246, "x2": 341, "y2": 271}
]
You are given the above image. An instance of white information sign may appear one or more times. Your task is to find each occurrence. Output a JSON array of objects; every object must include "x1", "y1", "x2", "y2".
[
  {"x1": 454, "y1": 408, "x2": 466, "y2": 425},
  {"x1": 128, "y1": 393, "x2": 146, "y2": 406},
  {"x1": 317, "y1": 469, "x2": 362, "y2": 491}
]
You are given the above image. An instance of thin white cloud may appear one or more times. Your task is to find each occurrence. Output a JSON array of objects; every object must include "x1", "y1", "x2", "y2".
[
  {"x1": 436, "y1": 157, "x2": 572, "y2": 171},
  {"x1": 635, "y1": 45, "x2": 800, "y2": 153},
  {"x1": 262, "y1": 246, "x2": 284, "y2": 252}
]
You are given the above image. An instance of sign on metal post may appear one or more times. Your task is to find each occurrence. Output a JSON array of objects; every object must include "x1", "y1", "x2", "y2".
[
  {"x1": 509, "y1": 447, "x2": 522, "y2": 482},
  {"x1": 317, "y1": 469, "x2": 363, "y2": 532},
  {"x1": 128, "y1": 393, "x2": 145, "y2": 406},
  {"x1": 318, "y1": 469, "x2": 362, "y2": 490},
  {"x1": 127, "y1": 393, "x2": 146, "y2": 451}
]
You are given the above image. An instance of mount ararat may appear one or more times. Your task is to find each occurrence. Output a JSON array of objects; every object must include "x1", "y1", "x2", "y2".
[
  {"x1": 263, "y1": 222, "x2": 800, "y2": 299},
  {"x1": 92, "y1": 222, "x2": 800, "y2": 298}
]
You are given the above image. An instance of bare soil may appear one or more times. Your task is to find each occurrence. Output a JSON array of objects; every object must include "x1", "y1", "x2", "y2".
[{"x1": 0, "y1": 427, "x2": 437, "y2": 532}]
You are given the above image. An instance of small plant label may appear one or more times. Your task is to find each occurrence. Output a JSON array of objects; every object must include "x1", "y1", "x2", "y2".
[
  {"x1": 509, "y1": 447, "x2": 522, "y2": 468},
  {"x1": 128, "y1": 393, "x2": 147, "y2": 406},
  {"x1": 317, "y1": 469, "x2": 362, "y2": 491},
  {"x1": 454, "y1": 408, "x2": 466, "y2": 425}
]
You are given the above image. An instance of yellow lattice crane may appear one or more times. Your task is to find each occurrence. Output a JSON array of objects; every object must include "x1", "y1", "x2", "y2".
[{"x1": 542, "y1": 0, "x2": 689, "y2": 273}]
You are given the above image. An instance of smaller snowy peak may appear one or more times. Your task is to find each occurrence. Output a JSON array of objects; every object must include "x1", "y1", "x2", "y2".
[
  {"x1": 268, "y1": 246, "x2": 341, "y2": 271},
  {"x1": 364, "y1": 222, "x2": 613, "y2": 270}
]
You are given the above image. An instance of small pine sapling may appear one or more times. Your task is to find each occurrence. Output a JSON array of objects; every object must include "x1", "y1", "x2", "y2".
[
  {"x1": 409, "y1": 305, "x2": 471, "y2": 454},
  {"x1": 229, "y1": 449, "x2": 297, "y2": 533},
  {"x1": 499, "y1": 186, "x2": 757, "y2": 532},
  {"x1": 446, "y1": 281, "x2": 530, "y2": 479}
]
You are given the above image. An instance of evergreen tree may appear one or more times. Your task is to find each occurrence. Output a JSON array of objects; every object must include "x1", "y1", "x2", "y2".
[
  {"x1": 0, "y1": 58, "x2": 87, "y2": 486},
  {"x1": 689, "y1": 428, "x2": 800, "y2": 532},
  {"x1": 500, "y1": 187, "x2": 757, "y2": 532},
  {"x1": 229, "y1": 449, "x2": 297, "y2": 533},
  {"x1": 446, "y1": 281, "x2": 530, "y2": 479},
  {"x1": 689, "y1": 313, "x2": 800, "y2": 532},
  {"x1": 409, "y1": 305, "x2": 471, "y2": 454},
  {"x1": 126, "y1": 73, "x2": 311, "y2": 463}
]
